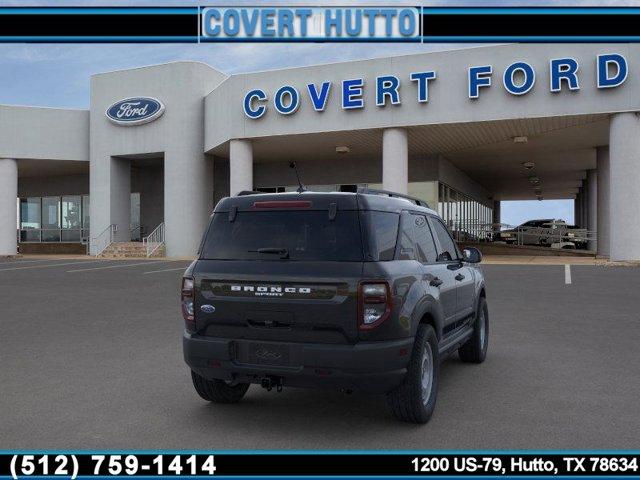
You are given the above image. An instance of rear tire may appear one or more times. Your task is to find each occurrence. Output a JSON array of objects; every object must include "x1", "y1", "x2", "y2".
[
  {"x1": 459, "y1": 297, "x2": 489, "y2": 363},
  {"x1": 386, "y1": 324, "x2": 439, "y2": 424},
  {"x1": 191, "y1": 370, "x2": 250, "y2": 403}
]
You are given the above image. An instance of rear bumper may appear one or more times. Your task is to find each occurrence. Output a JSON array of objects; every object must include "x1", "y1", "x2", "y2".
[{"x1": 183, "y1": 332, "x2": 413, "y2": 394}]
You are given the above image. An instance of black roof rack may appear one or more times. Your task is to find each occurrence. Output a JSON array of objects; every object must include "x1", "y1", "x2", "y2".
[
  {"x1": 357, "y1": 187, "x2": 430, "y2": 209},
  {"x1": 234, "y1": 188, "x2": 430, "y2": 209}
]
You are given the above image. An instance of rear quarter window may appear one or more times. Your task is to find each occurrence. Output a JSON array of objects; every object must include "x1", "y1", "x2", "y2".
[
  {"x1": 360, "y1": 211, "x2": 400, "y2": 261},
  {"x1": 397, "y1": 213, "x2": 417, "y2": 261},
  {"x1": 429, "y1": 217, "x2": 460, "y2": 262},
  {"x1": 413, "y1": 214, "x2": 438, "y2": 263}
]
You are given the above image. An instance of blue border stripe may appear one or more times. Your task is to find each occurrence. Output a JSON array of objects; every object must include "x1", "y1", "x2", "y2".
[
  {"x1": 0, "y1": 8, "x2": 197, "y2": 14},
  {"x1": 200, "y1": 37, "x2": 420, "y2": 43},
  {"x1": 0, "y1": 36, "x2": 197, "y2": 42},
  {"x1": 422, "y1": 7, "x2": 640, "y2": 15},
  {"x1": 421, "y1": 35, "x2": 640, "y2": 42}
]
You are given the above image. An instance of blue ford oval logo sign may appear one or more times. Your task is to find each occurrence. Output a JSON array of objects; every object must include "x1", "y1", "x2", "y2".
[
  {"x1": 106, "y1": 97, "x2": 165, "y2": 126},
  {"x1": 200, "y1": 304, "x2": 216, "y2": 314}
]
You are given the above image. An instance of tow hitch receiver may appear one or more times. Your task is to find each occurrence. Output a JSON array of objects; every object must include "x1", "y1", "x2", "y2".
[{"x1": 261, "y1": 376, "x2": 284, "y2": 392}]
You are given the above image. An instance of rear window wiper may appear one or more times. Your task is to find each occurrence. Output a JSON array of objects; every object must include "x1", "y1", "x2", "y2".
[{"x1": 249, "y1": 247, "x2": 290, "y2": 259}]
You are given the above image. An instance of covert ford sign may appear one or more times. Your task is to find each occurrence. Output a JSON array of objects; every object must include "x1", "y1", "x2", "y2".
[
  {"x1": 243, "y1": 53, "x2": 628, "y2": 118},
  {"x1": 106, "y1": 97, "x2": 165, "y2": 126}
]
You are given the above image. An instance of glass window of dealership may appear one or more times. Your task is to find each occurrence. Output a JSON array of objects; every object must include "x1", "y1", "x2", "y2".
[
  {"x1": 17, "y1": 193, "x2": 143, "y2": 244},
  {"x1": 437, "y1": 184, "x2": 493, "y2": 242},
  {"x1": 18, "y1": 181, "x2": 491, "y2": 245},
  {"x1": 19, "y1": 196, "x2": 89, "y2": 243}
]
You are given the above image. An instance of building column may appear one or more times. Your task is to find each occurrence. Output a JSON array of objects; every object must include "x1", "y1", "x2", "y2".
[
  {"x1": 229, "y1": 139, "x2": 253, "y2": 196},
  {"x1": 0, "y1": 159, "x2": 17, "y2": 256},
  {"x1": 580, "y1": 179, "x2": 588, "y2": 229},
  {"x1": 491, "y1": 200, "x2": 501, "y2": 239},
  {"x1": 90, "y1": 156, "x2": 131, "y2": 253},
  {"x1": 382, "y1": 128, "x2": 408, "y2": 194},
  {"x1": 164, "y1": 149, "x2": 213, "y2": 257},
  {"x1": 492, "y1": 200, "x2": 501, "y2": 226},
  {"x1": 610, "y1": 112, "x2": 640, "y2": 261},
  {"x1": 586, "y1": 169, "x2": 598, "y2": 251},
  {"x1": 596, "y1": 147, "x2": 610, "y2": 257},
  {"x1": 573, "y1": 195, "x2": 580, "y2": 227},
  {"x1": 110, "y1": 157, "x2": 131, "y2": 243}
]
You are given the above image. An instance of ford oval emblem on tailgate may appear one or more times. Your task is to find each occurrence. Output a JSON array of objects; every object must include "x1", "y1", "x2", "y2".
[
  {"x1": 254, "y1": 348, "x2": 282, "y2": 360},
  {"x1": 200, "y1": 304, "x2": 216, "y2": 314}
]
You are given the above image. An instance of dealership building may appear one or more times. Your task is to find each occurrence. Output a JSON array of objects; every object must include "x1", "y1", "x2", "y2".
[{"x1": 1, "y1": 43, "x2": 639, "y2": 260}]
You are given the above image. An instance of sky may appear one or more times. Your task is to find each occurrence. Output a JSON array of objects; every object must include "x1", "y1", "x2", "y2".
[
  {"x1": 0, "y1": 0, "x2": 624, "y2": 224},
  {"x1": 501, "y1": 200, "x2": 574, "y2": 227}
]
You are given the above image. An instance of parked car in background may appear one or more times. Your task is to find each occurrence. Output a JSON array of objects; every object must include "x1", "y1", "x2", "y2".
[
  {"x1": 496, "y1": 219, "x2": 588, "y2": 248},
  {"x1": 497, "y1": 219, "x2": 552, "y2": 245}
]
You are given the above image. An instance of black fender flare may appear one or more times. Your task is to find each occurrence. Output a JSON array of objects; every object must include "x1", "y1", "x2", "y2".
[
  {"x1": 473, "y1": 282, "x2": 487, "y2": 324},
  {"x1": 476, "y1": 281, "x2": 486, "y2": 306},
  {"x1": 411, "y1": 297, "x2": 445, "y2": 341}
]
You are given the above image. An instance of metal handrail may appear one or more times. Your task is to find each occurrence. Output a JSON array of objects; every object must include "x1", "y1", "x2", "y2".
[
  {"x1": 130, "y1": 224, "x2": 145, "y2": 242},
  {"x1": 449, "y1": 221, "x2": 597, "y2": 249},
  {"x1": 511, "y1": 226, "x2": 597, "y2": 247},
  {"x1": 90, "y1": 224, "x2": 116, "y2": 256},
  {"x1": 142, "y1": 222, "x2": 165, "y2": 257}
]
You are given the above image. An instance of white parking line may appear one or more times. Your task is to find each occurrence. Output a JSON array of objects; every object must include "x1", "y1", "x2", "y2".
[
  {"x1": 565, "y1": 264, "x2": 572, "y2": 285},
  {"x1": 67, "y1": 260, "x2": 171, "y2": 273},
  {"x1": 143, "y1": 267, "x2": 188, "y2": 275},
  {"x1": 0, "y1": 260, "x2": 106, "y2": 272}
]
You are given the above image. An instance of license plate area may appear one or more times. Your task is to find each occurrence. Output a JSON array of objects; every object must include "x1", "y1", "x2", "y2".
[{"x1": 235, "y1": 342, "x2": 292, "y2": 367}]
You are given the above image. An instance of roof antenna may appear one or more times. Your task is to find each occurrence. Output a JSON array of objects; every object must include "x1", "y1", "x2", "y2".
[{"x1": 289, "y1": 162, "x2": 306, "y2": 193}]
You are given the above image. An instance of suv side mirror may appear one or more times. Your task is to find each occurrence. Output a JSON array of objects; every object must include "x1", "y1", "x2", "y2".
[{"x1": 462, "y1": 247, "x2": 482, "y2": 263}]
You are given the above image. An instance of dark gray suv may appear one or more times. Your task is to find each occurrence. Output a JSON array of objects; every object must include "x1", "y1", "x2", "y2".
[{"x1": 182, "y1": 189, "x2": 488, "y2": 423}]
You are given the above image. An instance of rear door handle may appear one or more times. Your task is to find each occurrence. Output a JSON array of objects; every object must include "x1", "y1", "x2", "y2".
[
  {"x1": 429, "y1": 277, "x2": 443, "y2": 287},
  {"x1": 455, "y1": 273, "x2": 465, "y2": 281}
]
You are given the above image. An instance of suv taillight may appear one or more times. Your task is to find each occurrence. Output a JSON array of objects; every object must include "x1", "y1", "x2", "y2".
[
  {"x1": 358, "y1": 281, "x2": 392, "y2": 330},
  {"x1": 181, "y1": 276, "x2": 195, "y2": 331}
]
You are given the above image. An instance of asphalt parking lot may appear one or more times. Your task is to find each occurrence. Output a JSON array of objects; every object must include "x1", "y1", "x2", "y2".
[{"x1": 1, "y1": 257, "x2": 639, "y2": 450}]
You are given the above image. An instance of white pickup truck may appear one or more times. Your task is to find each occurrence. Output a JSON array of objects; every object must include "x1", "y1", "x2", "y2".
[{"x1": 498, "y1": 219, "x2": 588, "y2": 249}]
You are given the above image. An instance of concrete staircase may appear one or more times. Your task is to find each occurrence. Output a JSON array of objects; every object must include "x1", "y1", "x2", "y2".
[{"x1": 98, "y1": 242, "x2": 165, "y2": 258}]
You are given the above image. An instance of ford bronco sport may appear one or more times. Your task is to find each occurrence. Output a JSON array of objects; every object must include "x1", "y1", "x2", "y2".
[{"x1": 182, "y1": 189, "x2": 488, "y2": 423}]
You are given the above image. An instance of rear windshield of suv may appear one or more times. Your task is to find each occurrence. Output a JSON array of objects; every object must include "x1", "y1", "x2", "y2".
[{"x1": 200, "y1": 211, "x2": 364, "y2": 261}]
